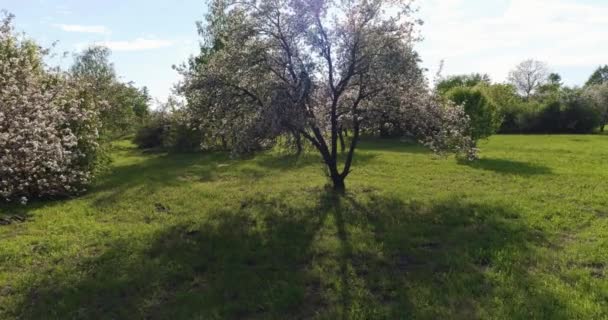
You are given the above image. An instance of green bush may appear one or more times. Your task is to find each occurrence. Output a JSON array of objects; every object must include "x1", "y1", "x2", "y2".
[
  {"x1": 436, "y1": 73, "x2": 491, "y2": 95},
  {"x1": 134, "y1": 110, "x2": 202, "y2": 152},
  {"x1": 133, "y1": 120, "x2": 166, "y2": 149},
  {"x1": 496, "y1": 97, "x2": 601, "y2": 134},
  {"x1": 560, "y1": 95, "x2": 602, "y2": 133},
  {"x1": 445, "y1": 86, "x2": 502, "y2": 141}
]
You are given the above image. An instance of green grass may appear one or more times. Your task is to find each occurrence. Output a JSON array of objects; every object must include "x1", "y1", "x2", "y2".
[{"x1": 1, "y1": 135, "x2": 607, "y2": 319}]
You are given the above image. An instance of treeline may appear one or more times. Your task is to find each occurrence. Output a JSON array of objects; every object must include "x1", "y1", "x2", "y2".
[{"x1": 436, "y1": 61, "x2": 608, "y2": 135}]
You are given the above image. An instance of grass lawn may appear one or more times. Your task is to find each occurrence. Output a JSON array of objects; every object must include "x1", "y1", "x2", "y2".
[{"x1": 1, "y1": 135, "x2": 607, "y2": 319}]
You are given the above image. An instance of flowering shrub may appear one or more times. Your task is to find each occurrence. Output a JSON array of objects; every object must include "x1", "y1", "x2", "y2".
[
  {"x1": 401, "y1": 92, "x2": 478, "y2": 161},
  {"x1": 0, "y1": 14, "x2": 104, "y2": 203}
]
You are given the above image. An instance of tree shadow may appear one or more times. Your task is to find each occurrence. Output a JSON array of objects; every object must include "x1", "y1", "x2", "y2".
[
  {"x1": 10, "y1": 193, "x2": 333, "y2": 319},
  {"x1": 90, "y1": 147, "x2": 347, "y2": 208},
  {"x1": 0, "y1": 197, "x2": 61, "y2": 221},
  {"x1": 459, "y1": 158, "x2": 553, "y2": 176},
  {"x1": 252, "y1": 151, "x2": 378, "y2": 172},
  {"x1": 90, "y1": 152, "x2": 226, "y2": 208},
  {"x1": 8, "y1": 192, "x2": 581, "y2": 319},
  {"x1": 334, "y1": 194, "x2": 566, "y2": 319}
]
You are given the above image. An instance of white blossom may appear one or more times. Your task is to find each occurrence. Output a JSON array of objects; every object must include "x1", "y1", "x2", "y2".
[{"x1": 0, "y1": 13, "x2": 103, "y2": 203}]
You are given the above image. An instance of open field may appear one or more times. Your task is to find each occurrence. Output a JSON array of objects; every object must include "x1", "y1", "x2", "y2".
[{"x1": 1, "y1": 135, "x2": 607, "y2": 319}]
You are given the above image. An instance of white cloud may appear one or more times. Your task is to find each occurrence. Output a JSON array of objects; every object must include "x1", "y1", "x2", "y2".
[
  {"x1": 418, "y1": 0, "x2": 608, "y2": 85},
  {"x1": 94, "y1": 38, "x2": 174, "y2": 52},
  {"x1": 54, "y1": 24, "x2": 110, "y2": 34}
]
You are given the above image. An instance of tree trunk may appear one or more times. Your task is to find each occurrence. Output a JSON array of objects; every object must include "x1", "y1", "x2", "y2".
[
  {"x1": 293, "y1": 131, "x2": 303, "y2": 156},
  {"x1": 331, "y1": 172, "x2": 346, "y2": 194},
  {"x1": 221, "y1": 136, "x2": 228, "y2": 150},
  {"x1": 379, "y1": 124, "x2": 389, "y2": 138},
  {"x1": 338, "y1": 128, "x2": 345, "y2": 153}
]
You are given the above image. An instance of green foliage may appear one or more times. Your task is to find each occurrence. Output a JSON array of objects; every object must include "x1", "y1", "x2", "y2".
[
  {"x1": 586, "y1": 65, "x2": 608, "y2": 86},
  {"x1": 436, "y1": 73, "x2": 491, "y2": 95},
  {"x1": 497, "y1": 92, "x2": 602, "y2": 134},
  {"x1": 162, "y1": 116, "x2": 203, "y2": 153},
  {"x1": 1, "y1": 136, "x2": 607, "y2": 319},
  {"x1": 536, "y1": 73, "x2": 563, "y2": 101},
  {"x1": 445, "y1": 86, "x2": 501, "y2": 141},
  {"x1": 70, "y1": 45, "x2": 116, "y2": 87},
  {"x1": 71, "y1": 46, "x2": 151, "y2": 138},
  {"x1": 134, "y1": 100, "x2": 202, "y2": 152},
  {"x1": 104, "y1": 83, "x2": 151, "y2": 134},
  {"x1": 583, "y1": 84, "x2": 608, "y2": 132},
  {"x1": 484, "y1": 79, "x2": 604, "y2": 134},
  {"x1": 479, "y1": 84, "x2": 520, "y2": 132},
  {"x1": 560, "y1": 88, "x2": 602, "y2": 133},
  {"x1": 133, "y1": 115, "x2": 166, "y2": 149}
]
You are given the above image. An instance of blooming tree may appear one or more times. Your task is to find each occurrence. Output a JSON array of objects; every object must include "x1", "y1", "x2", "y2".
[
  {"x1": 178, "y1": 0, "x2": 475, "y2": 192},
  {"x1": 583, "y1": 84, "x2": 608, "y2": 132},
  {"x1": 0, "y1": 13, "x2": 104, "y2": 203}
]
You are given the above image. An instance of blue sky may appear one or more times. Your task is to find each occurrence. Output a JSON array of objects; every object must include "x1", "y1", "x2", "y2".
[
  {"x1": 0, "y1": 0, "x2": 204, "y2": 103},
  {"x1": 1, "y1": 0, "x2": 607, "y2": 103}
]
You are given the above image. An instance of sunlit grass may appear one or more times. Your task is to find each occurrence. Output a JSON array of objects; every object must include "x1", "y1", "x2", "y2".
[{"x1": 1, "y1": 135, "x2": 607, "y2": 319}]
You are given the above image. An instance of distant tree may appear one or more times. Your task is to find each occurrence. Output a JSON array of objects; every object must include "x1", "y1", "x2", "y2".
[
  {"x1": 110, "y1": 82, "x2": 152, "y2": 131},
  {"x1": 70, "y1": 46, "x2": 116, "y2": 89},
  {"x1": 583, "y1": 84, "x2": 608, "y2": 132},
  {"x1": 508, "y1": 60, "x2": 550, "y2": 100},
  {"x1": 132, "y1": 86, "x2": 151, "y2": 121},
  {"x1": 481, "y1": 84, "x2": 520, "y2": 108},
  {"x1": 436, "y1": 73, "x2": 491, "y2": 95},
  {"x1": 536, "y1": 72, "x2": 563, "y2": 101},
  {"x1": 560, "y1": 87, "x2": 602, "y2": 133},
  {"x1": 71, "y1": 46, "x2": 150, "y2": 136},
  {"x1": 178, "y1": 0, "x2": 476, "y2": 192},
  {"x1": 445, "y1": 86, "x2": 501, "y2": 142},
  {"x1": 547, "y1": 73, "x2": 562, "y2": 86},
  {"x1": 586, "y1": 65, "x2": 608, "y2": 86}
]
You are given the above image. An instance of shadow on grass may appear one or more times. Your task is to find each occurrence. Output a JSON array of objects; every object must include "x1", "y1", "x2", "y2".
[
  {"x1": 11, "y1": 193, "x2": 333, "y2": 319},
  {"x1": 90, "y1": 152, "x2": 227, "y2": 208},
  {"x1": 460, "y1": 158, "x2": 553, "y2": 176},
  {"x1": 253, "y1": 152, "x2": 377, "y2": 172},
  {"x1": 90, "y1": 147, "x2": 376, "y2": 208},
  {"x1": 0, "y1": 197, "x2": 63, "y2": 221},
  {"x1": 9, "y1": 190, "x2": 580, "y2": 319}
]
